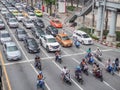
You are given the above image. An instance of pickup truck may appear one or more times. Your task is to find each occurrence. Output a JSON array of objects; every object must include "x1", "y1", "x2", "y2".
[{"x1": 40, "y1": 35, "x2": 61, "y2": 52}]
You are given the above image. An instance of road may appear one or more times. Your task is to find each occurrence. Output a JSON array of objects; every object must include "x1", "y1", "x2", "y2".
[{"x1": 0, "y1": 2, "x2": 120, "y2": 90}]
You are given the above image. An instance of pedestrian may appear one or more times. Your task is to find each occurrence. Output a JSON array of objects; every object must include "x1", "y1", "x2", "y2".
[{"x1": 42, "y1": 5, "x2": 45, "y2": 12}]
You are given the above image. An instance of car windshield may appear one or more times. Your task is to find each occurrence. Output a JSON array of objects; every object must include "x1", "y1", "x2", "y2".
[
  {"x1": 9, "y1": 19, "x2": 17, "y2": 22},
  {"x1": 54, "y1": 20, "x2": 60, "y2": 23},
  {"x1": 1, "y1": 10, "x2": 7, "y2": 12},
  {"x1": 36, "y1": 11, "x2": 41, "y2": 13},
  {"x1": 13, "y1": 11, "x2": 18, "y2": 13},
  {"x1": 18, "y1": 14, "x2": 23, "y2": 17},
  {"x1": 7, "y1": 46, "x2": 18, "y2": 51},
  {"x1": 29, "y1": 13, "x2": 35, "y2": 16},
  {"x1": 18, "y1": 30, "x2": 26, "y2": 34},
  {"x1": 47, "y1": 38, "x2": 56, "y2": 43},
  {"x1": 51, "y1": 26, "x2": 57, "y2": 31},
  {"x1": 82, "y1": 34, "x2": 90, "y2": 38},
  {"x1": 2, "y1": 33, "x2": 10, "y2": 37},
  {"x1": 0, "y1": 21, "x2": 3, "y2": 24},
  {"x1": 28, "y1": 39, "x2": 38, "y2": 47},
  {"x1": 62, "y1": 36, "x2": 70, "y2": 40},
  {"x1": 26, "y1": 20, "x2": 32, "y2": 23}
]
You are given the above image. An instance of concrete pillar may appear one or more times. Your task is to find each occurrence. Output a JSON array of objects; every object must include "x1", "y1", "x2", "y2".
[
  {"x1": 106, "y1": 10, "x2": 117, "y2": 42},
  {"x1": 94, "y1": 6, "x2": 103, "y2": 37}
]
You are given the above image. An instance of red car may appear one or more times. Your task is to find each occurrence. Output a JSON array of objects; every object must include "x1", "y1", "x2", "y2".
[{"x1": 50, "y1": 19, "x2": 63, "y2": 28}]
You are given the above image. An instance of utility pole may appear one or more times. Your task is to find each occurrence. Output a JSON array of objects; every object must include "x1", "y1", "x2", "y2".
[
  {"x1": 100, "y1": 0, "x2": 106, "y2": 41},
  {"x1": 105, "y1": 10, "x2": 108, "y2": 30}
]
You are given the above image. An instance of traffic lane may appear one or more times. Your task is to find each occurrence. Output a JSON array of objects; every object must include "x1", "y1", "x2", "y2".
[
  {"x1": 51, "y1": 55, "x2": 114, "y2": 90},
  {"x1": 73, "y1": 54, "x2": 119, "y2": 90},
  {"x1": 5, "y1": 63, "x2": 37, "y2": 90},
  {"x1": 31, "y1": 58, "x2": 82, "y2": 90}
]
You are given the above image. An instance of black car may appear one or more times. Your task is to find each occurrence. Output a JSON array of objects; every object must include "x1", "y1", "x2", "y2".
[
  {"x1": 26, "y1": 6, "x2": 34, "y2": 12},
  {"x1": 23, "y1": 38, "x2": 40, "y2": 53},
  {"x1": 31, "y1": 27, "x2": 45, "y2": 39},
  {"x1": 34, "y1": 19, "x2": 45, "y2": 28},
  {"x1": 15, "y1": 28, "x2": 28, "y2": 41},
  {"x1": 46, "y1": 25, "x2": 58, "y2": 37}
]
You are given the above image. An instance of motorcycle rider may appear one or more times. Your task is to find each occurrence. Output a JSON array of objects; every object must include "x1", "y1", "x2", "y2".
[
  {"x1": 61, "y1": 66, "x2": 70, "y2": 81},
  {"x1": 80, "y1": 59, "x2": 88, "y2": 71},
  {"x1": 37, "y1": 71, "x2": 44, "y2": 87},
  {"x1": 115, "y1": 58, "x2": 119, "y2": 72},
  {"x1": 75, "y1": 66, "x2": 82, "y2": 79},
  {"x1": 55, "y1": 50, "x2": 60, "y2": 61},
  {"x1": 74, "y1": 39, "x2": 80, "y2": 48},
  {"x1": 95, "y1": 47, "x2": 102, "y2": 56}
]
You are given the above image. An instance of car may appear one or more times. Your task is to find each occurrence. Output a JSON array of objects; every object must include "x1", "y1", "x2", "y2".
[
  {"x1": 4, "y1": 13, "x2": 14, "y2": 20},
  {"x1": 15, "y1": 3, "x2": 21, "y2": 9},
  {"x1": 22, "y1": 10, "x2": 28, "y2": 17},
  {"x1": 31, "y1": 27, "x2": 45, "y2": 39},
  {"x1": 15, "y1": 28, "x2": 28, "y2": 41},
  {"x1": 27, "y1": 12, "x2": 37, "y2": 21},
  {"x1": 16, "y1": 13, "x2": 24, "y2": 22},
  {"x1": 0, "y1": 30, "x2": 12, "y2": 44},
  {"x1": 21, "y1": 3, "x2": 27, "y2": 8},
  {"x1": 26, "y1": 6, "x2": 34, "y2": 12},
  {"x1": 50, "y1": 19, "x2": 63, "y2": 28},
  {"x1": 8, "y1": 7, "x2": 16, "y2": 12},
  {"x1": 12, "y1": 10, "x2": 19, "y2": 16},
  {"x1": 22, "y1": 19, "x2": 34, "y2": 29},
  {"x1": 40, "y1": 35, "x2": 61, "y2": 52},
  {"x1": 34, "y1": 9, "x2": 43, "y2": 17},
  {"x1": 56, "y1": 33, "x2": 73, "y2": 47},
  {"x1": 34, "y1": 19, "x2": 45, "y2": 28},
  {"x1": 3, "y1": 41, "x2": 22, "y2": 61},
  {"x1": 23, "y1": 38, "x2": 40, "y2": 53},
  {"x1": 7, "y1": 18, "x2": 19, "y2": 28},
  {"x1": 0, "y1": 19, "x2": 5, "y2": 30},
  {"x1": 73, "y1": 30, "x2": 93, "y2": 45},
  {"x1": 1, "y1": 8, "x2": 9, "y2": 15},
  {"x1": 46, "y1": 25, "x2": 58, "y2": 37},
  {"x1": 17, "y1": 6, "x2": 23, "y2": 12}
]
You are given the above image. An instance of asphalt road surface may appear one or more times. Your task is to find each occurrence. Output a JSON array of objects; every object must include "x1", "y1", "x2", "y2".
[{"x1": 0, "y1": 3, "x2": 120, "y2": 90}]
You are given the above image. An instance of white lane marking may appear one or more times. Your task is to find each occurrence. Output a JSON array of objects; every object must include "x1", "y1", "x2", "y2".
[
  {"x1": 52, "y1": 61, "x2": 84, "y2": 90},
  {"x1": 72, "y1": 58, "x2": 117, "y2": 90},
  {"x1": 4, "y1": 52, "x2": 86, "y2": 66},
  {"x1": 0, "y1": 14, "x2": 51, "y2": 90}
]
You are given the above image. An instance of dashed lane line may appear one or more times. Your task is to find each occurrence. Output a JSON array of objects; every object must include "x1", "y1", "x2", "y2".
[
  {"x1": 0, "y1": 51, "x2": 12, "y2": 90},
  {"x1": 52, "y1": 60, "x2": 84, "y2": 90},
  {"x1": 1, "y1": 14, "x2": 51, "y2": 90},
  {"x1": 72, "y1": 58, "x2": 117, "y2": 90}
]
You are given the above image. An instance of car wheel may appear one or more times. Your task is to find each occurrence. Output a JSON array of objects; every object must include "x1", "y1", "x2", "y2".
[{"x1": 46, "y1": 46, "x2": 49, "y2": 53}]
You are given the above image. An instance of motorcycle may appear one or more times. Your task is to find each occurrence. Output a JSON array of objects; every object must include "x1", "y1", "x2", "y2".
[
  {"x1": 106, "y1": 66, "x2": 115, "y2": 75},
  {"x1": 94, "y1": 53, "x2": 102, "y2": 62},
  {"x1": 75, "y1": 72, "x2": 84, "y2": 85},
  {"x1": 80, "y1": 64, "x2": 89, "y2": 76},
  {"x1": 35, "y1": 61, "x2": 42, "y2": 70},
  {"x1": 93, "y1": 69, "x2": 103, "y2": 82},
  {"x1": 74, "y1": 40, "x2": 80, "y2": 48},
  {"x1": 62, "y1": 73, "x2": 72, "y2": 85},
  {"x1": 56, "y1": 55, "x2": 62, "y2": 64},
  {"x1": 37, "y1": 78, "x2": 45, "y2": 90}
]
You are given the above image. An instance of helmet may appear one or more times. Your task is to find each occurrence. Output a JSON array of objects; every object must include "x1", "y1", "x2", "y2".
[
  {"x1": 64, "y1": 66, "x2": 66, "y2": 69},
  {"x1": 39, "y1": 71, "x2": 42, "y2": 75},
  {"x1": 76, "y1": 66, "x2": 80, "y2": 70}
]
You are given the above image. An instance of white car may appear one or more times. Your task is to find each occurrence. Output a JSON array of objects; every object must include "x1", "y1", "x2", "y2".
[
  {"x1": 8, "y1": 7, "x2": 16, "y2": 12},
  {"x1": 28, "y1": 12, "x2": 37, "y2": 21},
  {"x1": 3, "y1": 41, "x2": 22, "y2": 61},
  {"x1": 7, "y1": 18, "x2": 19, "y2": 28},
  {"x1": 0, "y1": 30, "x2": 12, "y2": 44},
  {"x1": 1, "y1": 8, "x2": 9, "y2": 15},
  {"x1": 73, "y1": 30, "x2": 93, "y2": 45},
  {"x1": 22, "y1": 19, "x2": 34, "y2": 29},
  {"x1": 16, "y1": 13, "x2": 24, "y2": 22},
  {"x1": 40, "y1": 35, "x2": 61, "y2": 52}
]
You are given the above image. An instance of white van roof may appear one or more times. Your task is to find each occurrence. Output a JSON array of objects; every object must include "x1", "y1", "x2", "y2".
[{"x1": 74, "y1": 30, "x2": 87, "y2": 34}]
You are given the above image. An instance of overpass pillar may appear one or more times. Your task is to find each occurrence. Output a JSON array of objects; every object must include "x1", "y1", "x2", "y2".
[
  {"x1": 106, "y1": 10, "x2": 117, "y2": 42},
  {"x1": 94, "y1": 6, "x2": 103, "y2": 37}
]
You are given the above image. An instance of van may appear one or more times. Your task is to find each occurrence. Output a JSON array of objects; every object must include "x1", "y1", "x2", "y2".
[{"x1": 73, "y1": 30, "x2": 93, "y2": 45}]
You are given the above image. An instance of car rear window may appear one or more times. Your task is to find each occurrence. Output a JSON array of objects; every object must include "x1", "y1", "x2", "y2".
[{"x1": 7, "y1": 46, "x2": 18, "y2": 51}]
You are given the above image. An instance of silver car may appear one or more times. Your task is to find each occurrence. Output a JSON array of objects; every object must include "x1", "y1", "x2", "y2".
[
  {"x1": 16, "y1": 13, "x2": 24, "y2": 22},
  {"x1": 0, "y1": 19, "x2": 5, "y2": 29},
  {"x1": 22, "y1": 19, "x2": 34, "y2": 29},
  {"x1": 3, "y1": 41, "x2": 22, "y2": 61},
  {"x1": 28, "y1": 12, "x2": 37, "y2": 21},
  {"x1": 1, "y1": 8, "x2": 9, "y2": 15},
  {"x1": 0, "y1": 30, "x2": 12, "y2": 44},
  {"x1": 7, "y1": 18, "x2": 19, "y2": 28}
]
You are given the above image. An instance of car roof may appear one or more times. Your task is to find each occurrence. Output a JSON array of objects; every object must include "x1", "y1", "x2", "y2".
[
  {"x1": 16, "y1": 28, "x2": 24, "y2": 31},
  {"x1": 74, "y1": 30, "x2": 87, "y2": 34},
  {"x1": 44, "y1": 35, "x2": 54, "y2": 38},
  {"x1": 5, "y1": 41, "x2": 16, "y2": 47},
  {"x1": 58, "y1": 33, "x2": 68, "y2": 37},
  {"x1": 0, "y1": 30, "x2": 9, "y2": 34}
]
